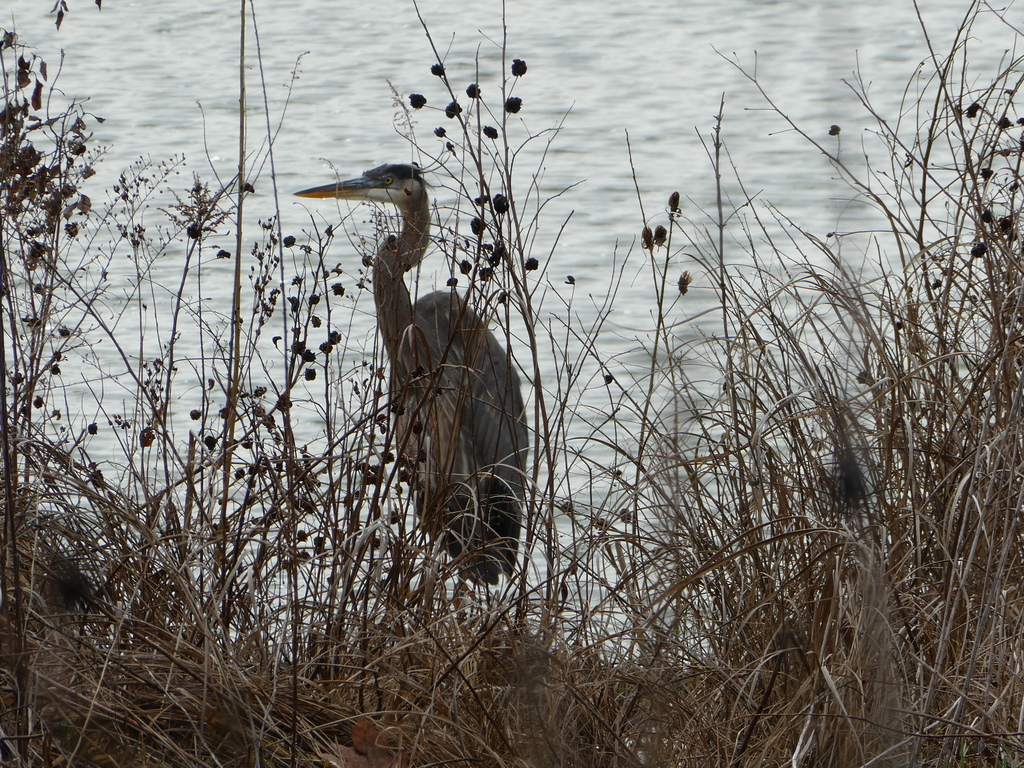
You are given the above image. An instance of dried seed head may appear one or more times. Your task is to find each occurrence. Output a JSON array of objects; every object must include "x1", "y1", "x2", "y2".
[
  {"x1": 965, "y1": 101, "x2": 981, "y2": 118},
  {"x1": 409, "y1": 93, "x2": 427, "y2": 109},
  {"x1": 430, "y1": 63, "x2": 445, "y2": 77},
  {"x1": 678, "y1": 271, "x2": 692, "y2": 295},
  {"x1": 653, "y1": 225, "x2": 667, "y2": 246},
  {"x1": 828, "y1": 124, "x2": 841, "y2": 136},
  {"x1": 466, "y1": 83, "x2": 481, "y2": 99},
  {"x1": 492, "y1": 194, "x2": 509, "y2": 214},
  {"x1": 668, "y1": 191, "x2": 680, "y2": 212},
  {"x1": 434, "y1": 127, "x2": 447, "y2": 138},
  {"x1": 511, "y1": 59, "x2": 528, "y2": 76},
  {"x1": 505, "y1": 96, "x2": 523, "y2": 114},
  {"x1": 445, "y1": 101, "x2": 462, "y2": 119},
  {"x1": 525, "y1": 257, "x2": 539, "y2": 270},
  {"x1": 483, "y1": 125, "x2": 499, "y2": 139},
  {"x1": 470, "y1": 217, "x2": 483, "y2": 235},
  {"x1": 641, "y1": 226, "x2": 654, "y2": 250},
  {"x1": 998, "y1": 115, "x2": 1014, "y2": 130}
]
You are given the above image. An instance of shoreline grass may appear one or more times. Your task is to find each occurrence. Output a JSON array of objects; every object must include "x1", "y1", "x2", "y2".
[{"x1": 3, "y1": 3, "x2": 1024, "y2": 767}]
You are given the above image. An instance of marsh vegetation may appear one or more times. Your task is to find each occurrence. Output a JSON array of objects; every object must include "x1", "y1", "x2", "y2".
[{"x1": 2, "y1": 4, "x2": 1024, "y2": 766}]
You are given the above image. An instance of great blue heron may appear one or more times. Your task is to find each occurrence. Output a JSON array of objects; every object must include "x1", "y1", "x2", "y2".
[{"x1": 296, "y1": 163, "x2": 528, "y2": 583}]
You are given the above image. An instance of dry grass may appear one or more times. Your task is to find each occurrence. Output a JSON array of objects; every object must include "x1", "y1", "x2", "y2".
[{"x1": 3, "y1": 5, "x2": 1024, "y2": 767}]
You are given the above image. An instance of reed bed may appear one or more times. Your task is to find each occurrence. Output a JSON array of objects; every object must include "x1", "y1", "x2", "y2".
[{"x1": 2, "y1": 4, "x2": 1024, "y2": 767}]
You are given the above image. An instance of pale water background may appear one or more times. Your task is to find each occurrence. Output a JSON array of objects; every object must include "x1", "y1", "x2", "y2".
[{"x1": 4, "y1": 0, "x2": 1019, "y2": 493}]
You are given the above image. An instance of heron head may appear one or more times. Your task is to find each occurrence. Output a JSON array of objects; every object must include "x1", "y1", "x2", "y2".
[{"x1": 295, "y1": 163, "x2": 427, "y2": 211}]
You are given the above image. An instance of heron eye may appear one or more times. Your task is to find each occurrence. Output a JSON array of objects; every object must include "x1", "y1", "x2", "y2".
[{"x1": 383, "y1": 177, "x2": 393, "y2": 185}]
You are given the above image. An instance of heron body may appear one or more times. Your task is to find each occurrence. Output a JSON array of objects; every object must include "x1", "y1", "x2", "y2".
[{"x1": 297, "y1": 164, "x2": 528, "y2": 583}]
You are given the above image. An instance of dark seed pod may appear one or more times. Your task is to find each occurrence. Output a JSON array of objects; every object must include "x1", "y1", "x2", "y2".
[
  {"x1": 87, "y1": 422, "x2": 98, "y2": 435},
  {"x1": 283, "y1": 235, "x2": 296, "y2": 247},
  {"x1": 525, "y1": 257, "x2": 539, "y2": 270},
  {"x1": 966, "y1": 102, "x2": 981, "y2": 118},
  {"x1": 466, "y1": 83, "x2": 481, "y2": 99},
  {"x1": 565, "y1": 275, "x2": 575, "y2": 285},
  {"x1": 980, "y1": 167, "x2": 994, "y2": 180},
  {"x1": 430, "y1": 63, "x2": 445, "y2": 77},
  {"x1": 834, "y1": 448, "x2": 868, "y2": 507},
  {"x1": 447, "y1": 277, "x2": 458, "y2": 287},
  {"x1": 511, "y1": 59, "x2": 527, "y2": 76},
  {"x1": 332, "y1": 283, "x2": 345, "y2": 296},
  {"x1": 668, "y1": 191, "x2": 680, "y2": 213},
  {"x1": 981, "y1": 208, "x2": 993, "y2": 224},
  {"x1": 409, "y1": 93, "x2": 427, "y2": 109},
  {"x1": 479, "y1": 266, "x2": 493, "y2": 281},
  {"x1": 641, "y1": 226, "x2": 654, "y2": 250},
  {"x1": 493, "y1": 194, "x2": 509, "y2": 214},
  {"x1": 459, "y1": 259, "x2": 472, "y2": 274},
  {"x1": 998, "y1": 115, "x2": 1014, "y2": 130},
  {"x1": 483, "y1": 125, "x2": 499, "y2": 139},
  {"x1": 653, "y1": 225, "x2": 667, "y2": 246},
  {"x1": 190, "y1": 409, "x2": 202, "y2": 420},
  {"x1": 434, "y1": 127, "x2": 447, "y2": 138},
  {"x1": 445, "y1": 101, "x2": 462, "y2": 119},
  {"x1": 828, "y1": 124, "x2": 841, "y2": 136},
  {"x1": 470, "y1": 217, "x2": 483, "y2": 235},
  {"x1": 505, "y1": 96, "x2": 523, "y2": 114},
  {"x1": 678, "y1": 271, "x2": 692, "y2": 295},
  {"x1": 304, "y1": 368, "x2": 316, "y2": 381},
  {"x1": 971, "y1": 242, "x2": 987, "y2": 258}
]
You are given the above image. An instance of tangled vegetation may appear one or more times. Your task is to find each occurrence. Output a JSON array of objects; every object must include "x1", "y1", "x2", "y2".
[{"x1": 3, "y1": 4, "x2": 1024, "y2": 766}]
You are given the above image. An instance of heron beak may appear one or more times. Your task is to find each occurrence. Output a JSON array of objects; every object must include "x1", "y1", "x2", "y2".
[{"x1": 294, "y1": 176, "x2": 373, "y2": 199}]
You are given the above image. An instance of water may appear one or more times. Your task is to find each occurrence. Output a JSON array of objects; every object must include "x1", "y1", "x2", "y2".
[{"x1": 4, "y1": 0, "x2": 1015, "y2": 487}]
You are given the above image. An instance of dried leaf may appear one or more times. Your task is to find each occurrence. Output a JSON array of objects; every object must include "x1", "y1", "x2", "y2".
[
  {"x1": 320, "y1": 718, "x2": 408, "y2": 768},
  {"x1": 31, "y1": 79, "x2": 43, "y2": 111}
]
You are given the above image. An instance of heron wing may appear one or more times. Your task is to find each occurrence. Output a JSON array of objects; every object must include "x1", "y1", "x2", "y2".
[{"x1": 413, "y1": 290, "x2": 528, "y2": 483}]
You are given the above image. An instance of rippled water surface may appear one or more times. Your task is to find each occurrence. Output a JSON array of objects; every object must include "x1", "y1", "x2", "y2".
[{"x1": 5, "y1": 0, "x2": 1016, "y2": 464}]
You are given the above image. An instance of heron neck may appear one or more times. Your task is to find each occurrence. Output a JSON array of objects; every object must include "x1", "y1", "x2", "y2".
[{"x1": 373, "y1": 190, "x2": 431, "y2": 358}]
